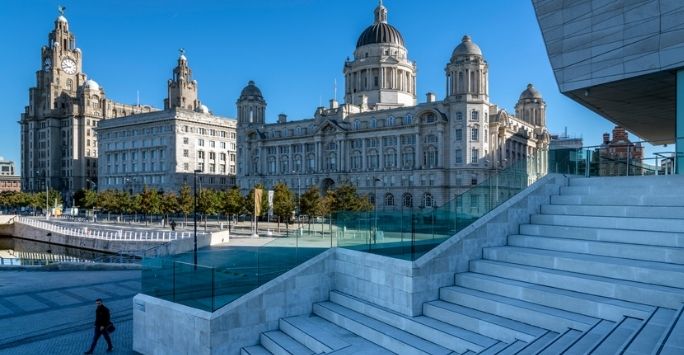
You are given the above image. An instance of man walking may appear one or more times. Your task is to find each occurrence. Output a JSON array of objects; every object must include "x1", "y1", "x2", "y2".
[{"x1": 84, "y1": 298, "x2": 113, "y2": 354}]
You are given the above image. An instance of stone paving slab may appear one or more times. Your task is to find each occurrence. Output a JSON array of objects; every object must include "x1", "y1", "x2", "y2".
[{"x1": 0, "y1": 270, "x2": 140, "y2": 354}]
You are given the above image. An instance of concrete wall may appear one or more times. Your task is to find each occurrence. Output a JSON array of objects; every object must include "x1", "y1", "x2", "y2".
[
  {"x1": 133, "y1": 294, "x2": 212, "y2": 355},
  {"x1": 2, "y1": 220, "x2": 213, "y2": 256},
  {"x1": 133, "y1": 248, "x2": 335, "y2": 355}
]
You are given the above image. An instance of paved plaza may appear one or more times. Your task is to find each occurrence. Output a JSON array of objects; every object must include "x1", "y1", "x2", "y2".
[{"x1": 0, "y1": 270, "x2": 140, "y2": 354}]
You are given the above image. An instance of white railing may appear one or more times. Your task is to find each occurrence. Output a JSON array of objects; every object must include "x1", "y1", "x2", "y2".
[{"x1": 14, "y1": 216, "x2": 204, "y2": 242}]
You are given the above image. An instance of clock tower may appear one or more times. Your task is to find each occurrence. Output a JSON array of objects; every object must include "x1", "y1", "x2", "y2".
[{"x1": 21, "y1": 8, "x2": 100, "y2": 203}]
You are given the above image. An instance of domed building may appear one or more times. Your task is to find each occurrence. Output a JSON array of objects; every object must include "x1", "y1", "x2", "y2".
[{"x1": 234, "y1": 1, "x2": 550, "y2": 210}]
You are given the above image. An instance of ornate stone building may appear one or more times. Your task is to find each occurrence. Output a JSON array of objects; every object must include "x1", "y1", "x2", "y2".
[
  {"x1": 596, "y1": 126, "x2": 644, "y2": 176},
  {"x1": 237, "y1": 2, "x2": 550, "y2": 209},
  {"x1": 19, "y1": 10, "x2": 155, "y2": 202},
  {"x1": 97, "y1": 53, "x2": 237, "y2": 193}
]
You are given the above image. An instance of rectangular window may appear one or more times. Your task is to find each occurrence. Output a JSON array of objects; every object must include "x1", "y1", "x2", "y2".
[
  {"x1": 454, "y1": 149, "x2": 462, "y2": 164},
  {"x1": 471, "y1": 128, "x2": 478, "y2": 141},
  {"x1": 455, "y1": 129, "x2": 462, "y2": 141},
  {"x1": 183, "y1": 137, "x2": 189, "y2": 144},
  {"x1": 471, "y1": 148, "x2": 479, "y2": 163},
  {"x1": 183, "y1": 163, "x2": 189, "y2": 171},
  {"x1": 198, "y1": 139, "x2": 205, "y2": 146},
  {"x1": 183, "y1": 149, "x2": 189, "y2": 157}
]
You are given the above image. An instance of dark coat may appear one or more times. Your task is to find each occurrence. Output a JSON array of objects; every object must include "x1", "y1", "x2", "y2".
[{"x1": 95, "y1": 304, "x2": 111, "y2": 327}]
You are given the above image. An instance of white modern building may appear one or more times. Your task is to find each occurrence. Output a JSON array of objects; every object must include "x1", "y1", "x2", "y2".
[
  {"x1": 97, "y1": 53, "x2": 237, "y2": 193},
  {"x1": 237, "y1": 2, "x2": 549, "y2": 208}
]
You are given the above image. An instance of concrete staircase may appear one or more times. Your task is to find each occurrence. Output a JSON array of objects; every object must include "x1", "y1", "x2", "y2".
[{"x1": 242, "y1": 175, "x2": 684, "y2": 354}]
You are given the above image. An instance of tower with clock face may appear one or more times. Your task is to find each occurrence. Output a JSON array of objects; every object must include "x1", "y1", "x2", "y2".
[{"x1": 21, "y1": 10, "x2": 99, "y2": 201}]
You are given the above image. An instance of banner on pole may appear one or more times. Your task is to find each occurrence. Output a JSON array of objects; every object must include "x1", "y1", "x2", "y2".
[{"x1": 254, "y1": 188, "x2": 263, "y2": 216}]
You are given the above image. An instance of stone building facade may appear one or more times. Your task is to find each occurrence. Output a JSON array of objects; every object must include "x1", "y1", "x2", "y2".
[
  {"x1": 20, "y1": 11, "x2": 155, "y2": 203},
  {"x1": 97, "y1": 54, "x2": 237, "y2": 193},
  {"x1": 237, "y1": 2, "x2": 549, "y2": 209},
  {"x1": 0, "y1": 157, "x2": 20, "y2": 192}
]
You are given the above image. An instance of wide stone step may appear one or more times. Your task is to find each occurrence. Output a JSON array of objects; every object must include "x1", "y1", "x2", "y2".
[
  {"x1": 483, "y1": 246, "x2": 684, "y2": 288},
  {"x1": 515, "y1": 331, "x2": 559, "y2": 354},
  {"x1": 563, "y1": 320, "x2": 615, "y2": 355},
  {"x1": 587, "y1": 317, "x2": 642, "y2": 354},
  {"x1": 475, "y1": 342, "x2": 508, "y2": 354},
  {"x1": 454, "y1": 272, "x2": 653, "y2": 321},
  {"x1": 439, "y1": 286, "x2": 597, "y2": 333},
  {"x1": 508, "y1": 234, "x2": 684, "y2": 264},
  {"x1": 280, "y1": 315, "x2": 394, "y2": 355},
  {"x1": 313, "y1": 302, "x2": 452, "y2": 355},
  {"x1": 537, "y1": 329, "x2": 582, "y2": 354},
  {"x1": 654, "y1": 305, "x2": 684, "y2": 355},
  {"x1": 550, "y1": 194, "x2": 684, "y2": 206},
  {"x1": 241, "y1": 345, "x2": 272, "y2": 355},
  {"x1": 328, "y1": 290, "x2": 492, "y2": 353},
  {"x1": 559, "y1": 185, "x2": 684, "y2": 197},
  {"x1": 519, "y1": 223, "x2": 684, "y2": 247},
  {"x1": 541, "y1": 203, "x2": 684, "y2": 219},
  {"x1": 531, "y1": 214, "x2": 684, "y2": 233},
  {"x1": 260, "y1": 330, "x2": 313, "y2": 355},
  {"x1": 422, "y1": 300, "x2": 545, "y2": 343},
  {"x1": 568, "y1": 175, "x2": 684, "y2": 188},
  {"x1": 620, "y1": 307, "x2": 678, "y2": 355},
  {"x1": 469, "y1": 259, "x2": 684, "y2": 308}
]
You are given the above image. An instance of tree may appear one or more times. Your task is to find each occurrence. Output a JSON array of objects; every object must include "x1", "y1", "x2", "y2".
[
  {"x1": 198, "y1": 188, "x2": 220, "y2": 230},
  {"x1": 160, "y1": 192, "x2": 179, "y2": 225},
  {"x1": 98, "y1": 190, "x2": 118, "y2": 220},
  {"x1": 138, "y1": 186, "x2": 161, "y2": 224},
  {"x1": 221, "y1": 186, "x2": 243, "y2": 230},
  {"x1": 329, "y1": 183, "x2": 372, "y2": 212},
  {"x1": 272, "y1": 182, "x2": 295, "y2": 231},
  {"x1": 300, "y1": 186, "x2": 323, "y2": 230},
  {"x1": 177, "y1": 183, "x2": 193, "y2": 225}
]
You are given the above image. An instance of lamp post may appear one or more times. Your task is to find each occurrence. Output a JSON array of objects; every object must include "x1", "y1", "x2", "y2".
[{"x1": 193, "y1": 169, "x2": 202, "y2": 268}]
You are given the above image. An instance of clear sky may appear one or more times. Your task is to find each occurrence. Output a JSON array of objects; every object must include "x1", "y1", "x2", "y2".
[{"x1": 2, "y1": 0, "x2": 627, "y2": 169}]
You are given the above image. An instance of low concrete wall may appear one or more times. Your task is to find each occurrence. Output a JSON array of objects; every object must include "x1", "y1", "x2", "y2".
[
  {"x1": 133, "y1": 294, "x2": 212, "y2": 355},
  {"x1": 2, "y1": 220, "x2": 213, "y2": 256},
  {"x1": 133, "y1": 248, "x2": 335, "y2": 355}
]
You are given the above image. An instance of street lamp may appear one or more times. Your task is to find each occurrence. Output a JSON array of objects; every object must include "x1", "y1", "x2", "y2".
[{"x1": 193, "y1": 169, "x2": 202, "y2": 268}]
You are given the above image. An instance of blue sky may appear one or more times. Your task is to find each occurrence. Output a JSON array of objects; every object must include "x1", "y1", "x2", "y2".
[{"x1": 2, "y1": 0, "x2": 625, "y2": 169}]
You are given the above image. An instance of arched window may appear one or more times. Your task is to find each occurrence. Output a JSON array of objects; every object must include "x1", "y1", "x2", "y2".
[
  {"x1": 403, "y1": 193, "x2": 413, "y2": 208},
  {"x1": 424, "y1": 146, "x2": 438, "y2": 167},
  {"x1": 367, "y1": 149, "x2": 379, "y2": 170},
  {"x1": 385, "y1": 193, "x2": 395, "y2": 207},
  {"x1": 388, "y1": 116, "x2": 395, "y2": 126},
  {"x1": 370, "y1": 118, "x2": 377, "y2": 128},
  {"x1": 369, "y1": 193, "x2": 376, "y2": 206},
  {"x1": 402, "y1": 147, "x2": 415, "y2": 169},
  {"x1": 326, "y1": 152, "x2": 337, "y2": 171},
  {"x1": 280, "y1": 156, "x2": 289, "y2": 174},
  {"x1": 422, "y1": 112, "x2": 436, "y2": 123},
  {"x1": 351, "y1": 150, "x2": 362, "y2": 170},
  {"x1": 252, "y1": 157, "x2": 259, "y2": 174},
  {"x1": 383, "y1": 149, "x2": 397, "y2": 168},
  {"x1": 405, "y1": 114, "x2": 413, "y2": 125},
  {"x1": 354, "y1": 120, "x2": 361, "y2": 130},
  {"x1": 294, "y1": 155, "x2": 302, "y2": 172},
  {"x1": 423, "y1": 193, "x2": 433, "y2": 207},
  {"x1": 458, "y1": 72, "x2": 464, "y2": 92},
  {"x1": 267, "y1": 157, "x2": 276, "y2": 174},
  {"x1": 66, "y1": 79, "x2": 73, "y2": 91},
  {"x1": 307, "y1": 154, "x2": 315, "y2": 171}
]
